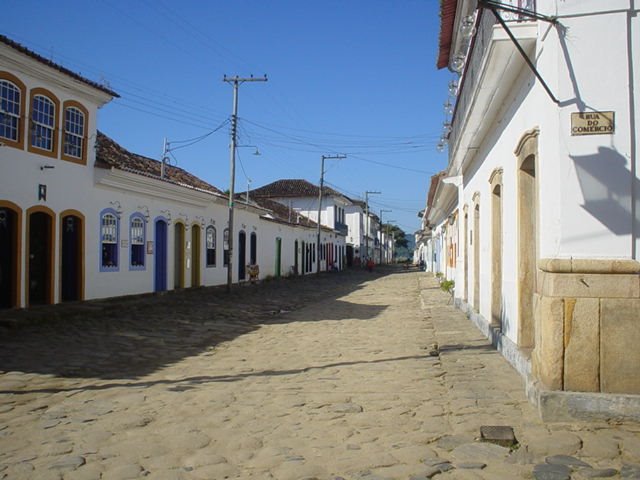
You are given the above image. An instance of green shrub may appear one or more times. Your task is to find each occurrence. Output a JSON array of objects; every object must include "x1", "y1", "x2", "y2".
[{"x1": 440, "y1": 279, "x2": 455, "y2": 295}]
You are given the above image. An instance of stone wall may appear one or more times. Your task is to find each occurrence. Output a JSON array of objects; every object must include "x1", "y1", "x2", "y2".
[{"x1": 532, "y1": 258, "x2": 640, "y2": 394}]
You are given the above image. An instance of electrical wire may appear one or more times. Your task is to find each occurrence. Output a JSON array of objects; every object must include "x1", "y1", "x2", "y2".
[
  {"x1": 1, "y1": 31, "x2": 229, "y2": 125},
  {"x1": 242, "y1": 121, "x2": 437, "y2": 152},
  {"x1": 236, "y1": 148, "x2": 250, "y2": 184},
  {"x1": 242, "y1": 117, "x2": 436, "y2": 141},
  {"x1": 168, "y1": 119, "x2": 230, "y2": 151},
  {"x1": 109, "y1": 101, "x2": 215, "y2": 130}
]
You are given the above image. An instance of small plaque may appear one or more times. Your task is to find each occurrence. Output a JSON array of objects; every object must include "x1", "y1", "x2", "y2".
[
  {"x1": 146, "y1": 241, "x2": 154, "y2": 254},
  {"x1": 121, "y1": 239, "x2": 129, "y2": 248},
  {"x1": 571, "y1": 111, "x2": 614, "y2": 135}
]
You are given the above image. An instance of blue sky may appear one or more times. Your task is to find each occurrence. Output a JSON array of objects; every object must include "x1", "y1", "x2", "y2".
[{"x1": 2, "y1": 0, "x2": 451, "y2": 235}]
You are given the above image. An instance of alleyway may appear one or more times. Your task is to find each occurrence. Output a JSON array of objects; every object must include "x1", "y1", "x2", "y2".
[{"x1": 0, "y1": 268, "x2": 639, "y2": 480}]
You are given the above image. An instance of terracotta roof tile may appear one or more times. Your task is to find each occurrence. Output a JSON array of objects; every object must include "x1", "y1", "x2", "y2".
[
  {"x1": 0, "y1": 34, "x2": 119, "y2": 98},
  {"x1": 249, "y1": 179, "x2": 342, "y2": 199},
  {"x1": 95, "y1": 131, "x2": 223, "y2": 195},
  {"x1": 437, "y1": 0, "x2": 458, "y2": 69}
]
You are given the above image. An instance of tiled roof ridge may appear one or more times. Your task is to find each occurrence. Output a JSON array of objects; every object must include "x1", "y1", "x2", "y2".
[
  {"x1": 250, "y1": 178, "x2": 344, "y2": 198},
  {"x1": 95, "y1": 131, "x2": 223, "y2": 195},
  {"x1": 0, "y1": 34, "x2": 119, "y2": 98}
]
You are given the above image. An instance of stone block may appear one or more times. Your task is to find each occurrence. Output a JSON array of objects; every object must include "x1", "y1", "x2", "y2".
[
  {"x1": 480, "y1": 425, "x2": 517, "y2": 447},
  {"x1": 563, "y1": 298, "x2": 600, "y2": 392},
  {"x1": 600, "y1": 299, "x2": 640, "y2": 394},
  {"x1": 571, "y1": 258, "x2": 640, "y2": 274},
  {"x1": 532, "y1": 296, "x2": 564, "y2": 390},
  {"x1": 538, "y1": 258, "x2": 640, "y2": 274},
  {"x1": 538, "y1": 258, "x2": 572, "y2": 273},
  {"x1": 538, "y1": 272, "x2": 639, "y2": 299}
]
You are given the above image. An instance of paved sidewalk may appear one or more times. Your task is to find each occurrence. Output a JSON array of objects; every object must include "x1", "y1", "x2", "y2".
[{"x1": 0, "y1": 268, "x2": 639, "y2": 480}]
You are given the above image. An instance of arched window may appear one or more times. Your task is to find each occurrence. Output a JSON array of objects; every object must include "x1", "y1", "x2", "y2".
[
  {"x1": 100, "y1": 209, "x2": 119, "y2": 271},
  {"x1": 29, "y1": 88, "x2": 59, "y2": 157},
  {"x1": 130, "y1": 214, "x2": 146, "y2": 270},
  {"x1": 206, "y1": 225, "x2": 216, "y2": 267},
  {"x1": 31, "y1": 96, "x2": 54, "y2": 150},
  {"x1": 0, "y1": 78, "x2": 22, "y2": 145},
  {"x1": 62, "y1": 101, "x2": 88, "y2": 164}
]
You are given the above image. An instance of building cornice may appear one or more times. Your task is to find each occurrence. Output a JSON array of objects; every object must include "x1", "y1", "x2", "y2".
[{"x1": 95, "y1": 168, "x2": 226, "y2": 208}]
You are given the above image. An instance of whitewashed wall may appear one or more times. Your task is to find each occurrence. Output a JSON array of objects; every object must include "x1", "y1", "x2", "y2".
[{"x1": 451, "y1": 0, "x2": 639, "y2": 343}]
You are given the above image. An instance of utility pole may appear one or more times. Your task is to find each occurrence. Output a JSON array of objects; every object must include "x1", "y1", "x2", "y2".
[
  {"x1": 364, "y1": 191, "x2": 381, "y2": 262},
  {"x1": 223, "y1": 75, "x2": 267, "y2": 292},
  {"x1": 316, "y1": 154, "x2": 346, "y2": 274},
  {"x1": 379, "y1": 209, "x2": 392, "y2": 264},
  {"x1": 160, "y1": 137, "x2": 169, "y2": 179}
]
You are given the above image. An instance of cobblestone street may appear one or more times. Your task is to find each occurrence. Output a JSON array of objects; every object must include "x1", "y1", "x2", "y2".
[{"x1": 1, "y1": 267, "x2": 639, "y2": 480}]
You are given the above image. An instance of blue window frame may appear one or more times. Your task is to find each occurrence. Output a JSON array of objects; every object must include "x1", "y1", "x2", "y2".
[
  {"x1": 100, "y1": 208, "x2": 119, "y2": 271},
  {"x1": 129, "y1": 213, "x2": 146, "y2": 270}
]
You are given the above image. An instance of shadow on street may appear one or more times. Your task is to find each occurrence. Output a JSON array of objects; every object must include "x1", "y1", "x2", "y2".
[{"x1": 0, "y1": 266, "x2": 405, "y2": 381}]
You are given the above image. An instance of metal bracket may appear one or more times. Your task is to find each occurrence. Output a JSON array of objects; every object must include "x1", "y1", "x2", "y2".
[
  {"x1": 478, "y1": 0, "x2": 558, "y2": 24},
  {"x1": 478, "y1": 1, "x2": 560, "y2": 104}
]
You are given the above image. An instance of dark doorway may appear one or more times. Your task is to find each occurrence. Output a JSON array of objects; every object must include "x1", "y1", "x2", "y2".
[
  {"x1": 28, "y1": 211, "x2": 53, "y2": 306},
  {"x1": 174, "y1": 223, "x2": 185, "y2": 289},
  {"x1": 191, "y1": 225, "x2": 201, "y2": 287},
  {"x1": 61, "y1": 214, "x2": 82, "y2": 302},
  {"x1": 275, "y1": 237, "x2": 282, "y2": 277},
  {"x1": 238, "y1": 231, "x2": 246, "y2": 281},
  {"x1": 346, "y1": 245, "x2": 354, "y2": 267},
  {"x1": 0, "y1": 206, "x2": 19, "y2": 308},
  {"x1": 250, "y1": 232, "x2": 257, "y2": 265},
  {"x1": 155, "y1": 219, "x2": 168, "y2": 292}
]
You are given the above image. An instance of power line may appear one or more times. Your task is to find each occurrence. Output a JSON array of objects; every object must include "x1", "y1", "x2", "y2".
[
  {"x1": 1, "y1": 30, "x2": 229, "y2": 123},
  {"x1": 168, "y1": 119, "x2": 230, "y2": 151},
  {"x1": 109, "y1": 101, "x2": 219, "y2": 130},
  {"x1": 242, "y1": 119, "x2": 438, "y2": 151},
  {"x1": 242, "y1": 117, "x2": 435, "y2": 141},
  {"x1": 113, "y1": 96, "x2": 221, "y2": 126},
  {"x1": 347, "y1": 154, "x2": 436, "y2": 174}
]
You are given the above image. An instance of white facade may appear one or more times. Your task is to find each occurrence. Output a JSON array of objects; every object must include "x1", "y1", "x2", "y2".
[
  {"x1": 443, "y1": 0, "x2": 639, "y2": 340},
  {"x1": 345, "y1": 203, "x2": 365, "y2": 262},
  {"x1": 424, "y1": 0, "x2": 640, "y2": 418},
  {"x1": 0, "y1": 37, "x2": 345, "y2": 309}
]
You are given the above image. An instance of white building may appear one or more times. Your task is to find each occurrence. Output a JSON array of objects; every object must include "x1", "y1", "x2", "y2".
[
  {"x1": 344, "y1": 199, "x2": 366, "y2": 266},
  {"x1": 0, "y1": 35, "x2": 343, "y2": 309},
  {"x1": 248, "y1": 179, "x2": 350, "y2": 271},
  {"x1": 424, "y1": 0, "x2": 640, "y2": 421}
]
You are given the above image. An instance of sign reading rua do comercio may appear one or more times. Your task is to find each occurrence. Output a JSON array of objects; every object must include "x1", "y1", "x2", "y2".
[{"x1": 571, "y1": 111, "x2": 615, "y2": 135}]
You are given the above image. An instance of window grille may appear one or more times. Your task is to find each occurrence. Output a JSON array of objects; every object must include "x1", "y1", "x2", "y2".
[
  {"x1": 206, "y1": 226, "x2": 216, "y2": 267},
  {"x1": 101, "y1": 212, "x2": 118, "y2": 269}
]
